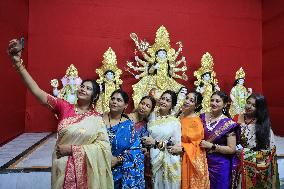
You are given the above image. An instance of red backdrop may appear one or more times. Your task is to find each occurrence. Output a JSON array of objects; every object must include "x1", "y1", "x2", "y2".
[
  {"x1": 3, "y1": 1, "x2": 283, "y2": 144},
  {"x1": 25, "y1": 0, "x2": 262, "y2": 132},
  {"x1": 0, "y1": 0, "x2": 29, "y2": 144},
  {"x1": 263, "y1": 0, "x2": 284, "y2": 135}
]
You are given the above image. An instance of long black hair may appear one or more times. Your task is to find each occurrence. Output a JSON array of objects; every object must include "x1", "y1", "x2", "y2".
[
  {"x1": 198, "y1": 72, "x2": 215, "y2": 91},
  {"x1": 249, "y1": 94, "x2": 271, "y2": 150},
  {"x1": 81, "y1": 79, "x2": 100, "y2": 104},
  {"x1": 101, "y1": 70, "x2": 116, "y2": 92},
  {"x1": 211, "y1": 91, "x2": 230, "y2": 117},
  {"x1": 233, "y1": 78, "x2": 244, "y2": 87}
]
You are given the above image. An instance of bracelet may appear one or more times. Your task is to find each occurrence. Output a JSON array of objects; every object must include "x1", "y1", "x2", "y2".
[
  {"x1": 117, "y1": 155, "x2": 124, "y2": 164},
  {"x1": 13, "y1": 59, "x2": 25, "y2": 72},
  {"x1": 158, "y1": 141, "x2": 166, "y2": 151},
  {"x1": 154, "y1": 140, "x2": 159, "y2": 149}
]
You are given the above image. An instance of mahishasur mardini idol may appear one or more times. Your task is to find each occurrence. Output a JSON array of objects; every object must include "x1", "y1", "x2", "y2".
[
  {"x1": 96, "y1": 47, "x2": 123, "y2": 114},
  {"x1": 126, "y1": 25, "x2": 188, "y2": 108},
  {"x1": 194, "y1": 52, "x2": 220, "y2": 113},
  {"x1": 229, "y1": 67, "x2": 252, "y2": 118}
]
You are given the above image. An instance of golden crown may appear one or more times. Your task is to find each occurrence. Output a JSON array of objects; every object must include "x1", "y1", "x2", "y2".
[
  {"x1": 194, "y1": 52, "x2": 215, "y2": 79},
  {"x1": 66, "y1": 64, "x2": 79, "y2": 77},
  {"x1": 235, "y1": 67, "x2": 245, "y2": 80},
  {"x1": 96, "y1": 47, "x2": 122, "y2": 84},
  {"x1": 147, "y1": 26, "x2": 176, "y2": 59}
]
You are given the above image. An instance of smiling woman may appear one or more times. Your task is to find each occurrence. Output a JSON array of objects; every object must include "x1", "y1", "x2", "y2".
[
  {"x1": 7, "y1": 39, "x2": 113, "y2": 189},
  {"x1": 236, "y1": 94, "x2": 279, "y2": 189},
  {"x1": 199, "y1": 91, "x2": 239, "y2": 189},
  {"x1": 141, "y1": 90, "x2": 182, "y2": 189}
]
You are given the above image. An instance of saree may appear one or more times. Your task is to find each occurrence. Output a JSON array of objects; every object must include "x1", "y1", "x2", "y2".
[
  {"x1": 180, "y1": 116, "x2": 210, "y2": 189},
  {"x1": 47, "y1": 95, "x2": 113, "y2": 189},
  {"x1": 148, "y1": 115, "x2": 181, "y2": 189},
  {"x1": 200, "y1": 113, "x2": 239, "y2": 189},
  {"x1": 134, "y1": 121, "x2": 152, "y2": 189},
  {"x1": 237, "y1": 115, "x2": 279, "y2": 189},
  {"x1": 107, "y1": 119, "x2": 145, "y2": 189}
]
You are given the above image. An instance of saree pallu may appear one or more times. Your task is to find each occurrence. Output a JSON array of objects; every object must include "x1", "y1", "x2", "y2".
[
  {"x1": 51, "y1": 111, "x2": 113, "y2": 189},
  {"x1": 201, "y1": 113, "x2": 239, "y2": 189},
  {"x1": 148, "y1": 116, "x2": 181, "y2": 189},
  {"x1": 47, "y1": 95, "x2": 113, "y2": 189},
  {"x1": 239, "y1": 146, "x2": 279, "y2": 189},
  {"x1": 181, "y1": 116, "x2": 210, "y2": 189},
  {"x1": 134, "y1": 121, "x2": 152, "y2": 189},
  {"x1": 108, "y1": 119, "x2": 145, "y2": 189}
]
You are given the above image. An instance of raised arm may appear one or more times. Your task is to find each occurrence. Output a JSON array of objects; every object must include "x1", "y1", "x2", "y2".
[
  {"x1": 135, "y1": 56, "x2": 148, "y2": 67},
  {"x1": 8, "y1": 39, "x2": 48, "y2": 105}
]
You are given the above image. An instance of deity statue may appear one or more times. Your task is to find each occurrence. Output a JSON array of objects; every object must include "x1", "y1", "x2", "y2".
[
  {"x1": 126, "y1": 25, "x2": 188, "y2": 108},
  {"x1": 50, "y1": 64, "x2": 82, "y2": 104},
  {"x1": 229, "y1": 67, "x2": 252, "y2": 117},
  {"x1": 95, "y1": 47, "x2": 123, "y2": 113},
  {"x1": 172, "y1": 87, "x2": 188, "y2": 116},
  {"x1": 194, "y1": 52, "x2": 220, "y2": 113}
]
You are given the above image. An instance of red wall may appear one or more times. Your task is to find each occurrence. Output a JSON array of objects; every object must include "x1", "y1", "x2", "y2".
[
  {"x1": 25, "y1": 0, "x2": 262, "y2": 132},
  {"x1": 1, "y1": 1, "x2": 265, "y2": 136},
  {"x1": 0, "y1": 0, "x2": 29, "y2": 145},
  {"x1": 263, "y1": 0, "x2": 284, "y2": 135}
]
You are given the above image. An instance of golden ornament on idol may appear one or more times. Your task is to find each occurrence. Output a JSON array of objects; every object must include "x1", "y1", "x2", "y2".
[{"x1": 49, "y1": 26, "x2": 253, "y2": 115}]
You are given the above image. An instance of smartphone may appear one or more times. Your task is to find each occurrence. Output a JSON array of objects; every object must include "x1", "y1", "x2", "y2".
[
  {"x1": 19, "y1": 37, "x2": 25, "y2": 49},
  {"x1": 10, "y1": 37, "x2": 24, "y2": 55}
]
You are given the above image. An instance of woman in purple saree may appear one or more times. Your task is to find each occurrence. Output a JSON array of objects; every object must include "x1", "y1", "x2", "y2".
[{"x1": 200, "y1": 91, "x2": 240, "y2": 189}]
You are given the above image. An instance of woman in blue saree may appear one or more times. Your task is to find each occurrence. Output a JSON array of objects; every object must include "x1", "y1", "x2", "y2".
[
  {"x1": 103, "y1": 89, "x2": 145, "y2": 188},
  {"x1": 129, "y1": 96, "x2": 156, "y2": 189},
  {"x1": 200, "y1": 91, "x2": 239, "y2": 189}
]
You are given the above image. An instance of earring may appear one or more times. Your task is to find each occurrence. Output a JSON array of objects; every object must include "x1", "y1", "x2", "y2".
[{"x1": 222, "y1": 107, "x2": 226, "y2": 114}]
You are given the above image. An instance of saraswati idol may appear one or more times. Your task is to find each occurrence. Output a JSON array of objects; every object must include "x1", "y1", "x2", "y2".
[{"x1": 126, "y1": 25, "x2": 188, "y2": 108}]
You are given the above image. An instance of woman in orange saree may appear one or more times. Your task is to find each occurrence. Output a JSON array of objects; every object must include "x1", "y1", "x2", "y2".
[
  {"x1": 7, "y1": 39, "x2": 113, "y2": 189},
  {"x1": 168, "y1": 91, "x2": 210, "y2": 189}
]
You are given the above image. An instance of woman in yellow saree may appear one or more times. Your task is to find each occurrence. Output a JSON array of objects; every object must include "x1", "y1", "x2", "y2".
[{"x1": 7, "y1": 39, "x2": 113, "y2": 189}]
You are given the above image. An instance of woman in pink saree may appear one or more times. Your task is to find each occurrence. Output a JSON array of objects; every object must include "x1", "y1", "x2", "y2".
[{"x1": 7, "y1": 39, "x2": 113, "y2": 189}]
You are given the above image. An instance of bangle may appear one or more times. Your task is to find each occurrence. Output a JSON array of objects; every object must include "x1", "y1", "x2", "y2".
[
  {"x1": 117, "y1": 155, "x2": 124, "y2": 164},
  {"x1": 13, "y1": 59, "x2": 25, "y2": 72},
  {"x1": 154, "y1": 140, "x2": 159, "y2": 149},
  {"x1": 158, "y1": 141, "x2": 166, "y2": 151}
]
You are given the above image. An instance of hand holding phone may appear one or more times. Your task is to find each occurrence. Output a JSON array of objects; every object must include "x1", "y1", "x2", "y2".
[{"x1": 9, "y1": 37, "x2": 24, "y2": 56}]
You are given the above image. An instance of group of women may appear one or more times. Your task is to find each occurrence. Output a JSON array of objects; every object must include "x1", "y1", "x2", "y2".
[{"x1": 7, "y1": 39, "x2": 278, "y2": 189}]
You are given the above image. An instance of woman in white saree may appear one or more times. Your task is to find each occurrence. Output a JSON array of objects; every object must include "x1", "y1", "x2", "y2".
[{"x1": 142, "y1": 90, "x2": 181, "y2": 189}]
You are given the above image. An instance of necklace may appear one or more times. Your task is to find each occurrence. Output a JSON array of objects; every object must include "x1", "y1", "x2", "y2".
[
  {"x1": 241, "y1": 116, "x2": 256, "y2": 147},
  {"x1": 244, "y1": 115, "x2": 256, "y2": 125},
  {"x1": 206, "y1": 113, "x2": 223, "y2": 132},
  {"x1": 107, "y1": 113, "x2": 122, "y2": 143},
  {"x1": 157, "y1": 109, "x2": 170, "y2": 120},
  {"x1": 74, "y1": 104, "x2": 90, "y2": 114}
]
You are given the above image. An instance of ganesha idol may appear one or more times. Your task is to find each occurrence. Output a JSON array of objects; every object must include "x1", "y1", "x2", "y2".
[{"x1": 50, "y1": 64, "x2": 82, "y2": 104}]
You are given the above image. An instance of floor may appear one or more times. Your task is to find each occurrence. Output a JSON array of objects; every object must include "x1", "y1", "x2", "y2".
[{"x1": 0, "y1": 133, "x2": 283, "y2": 189}]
